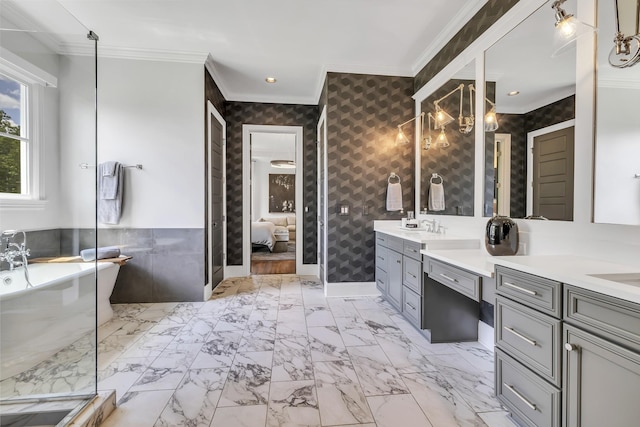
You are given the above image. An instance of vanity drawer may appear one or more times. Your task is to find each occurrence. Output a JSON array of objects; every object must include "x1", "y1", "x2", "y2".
[
  {"x1": 496, "y1": 296, "x2": 562, "y2": 387},
  {"x1": 428, "y1": 259, "x2": 480, "y2": 302},
  {"x1": 496, "y1": 266, "x2": 562, "y2": 318},
  {"x1": 403, "y1": 240, "x2": 422, "y2": 261},
  {"x1": 386, "y1": 235, "x2": 404, "y2": 253},
  {"x1": 375, "y1": 232, "x2": 388, "y2": 246},
  {"x1": 376, "y1": 267, "x2": 387, "y2": 293},
  {"x1": 564, "y1": 285, "x2": 640, "y2": 353},
  {"x1": 403, "y1": 257, "x2": 422, "y2": 295},
  {"x1": 376, "y1": 244, "x2": 388, "y2": 273},
  {"x1": 402, "y1": 286, "x2": 421, "y2": 328},
  {"x1": 496, "y1": 348, "x2": 561, "y2": 427}
]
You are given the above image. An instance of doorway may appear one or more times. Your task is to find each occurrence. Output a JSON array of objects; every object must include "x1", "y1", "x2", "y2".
[
  {"x1": 242, "y1": 125, "x2": 303, "y2": 276},
  {"x1": 206, "y1": 101, "x2": 226, "y2": 299},
  {"x1": 527, "y1": 120, "x2": 575, "y2": 220}
]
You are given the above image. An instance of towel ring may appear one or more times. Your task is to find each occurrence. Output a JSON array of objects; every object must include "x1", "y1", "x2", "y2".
[
  {"x1": 430, "y1": 173, "x2": 443, "y2": 184},
  {"x1": 388, "y1": 173, "x2": 401, "y2": 184}
]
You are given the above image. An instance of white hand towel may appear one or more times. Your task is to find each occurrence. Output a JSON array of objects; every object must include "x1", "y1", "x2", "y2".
[
  {"x1": 99, "y1": 162, "x2": 121, "y2": 200},
  {"x1": 386, "y1": 182, "x2": 403, "y2": 211},
  {"x1": 428, "y1": 181, "x2": 445, "y2": 211}
]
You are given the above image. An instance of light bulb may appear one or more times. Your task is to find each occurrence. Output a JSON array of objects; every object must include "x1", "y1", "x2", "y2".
[
  {"x1": 484, "y1": 110, "x2": 499, "y2": 132},
  {"x1": 395, "y1": 127, "x2": 409, "y2": 145},
  {"x1": 436, "y1": 128, "x2": 450, "y2": 148},
  {"x1": 557, "y1": 17, "x2": 577, "y2": 38}
]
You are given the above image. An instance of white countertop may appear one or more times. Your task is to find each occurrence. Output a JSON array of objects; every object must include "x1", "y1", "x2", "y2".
[
  {"x1": 489, "y1": 255, "x2": 640, "y2": 305},
  {"x1": 421, "y1": 249, "x2": 496, "y2": 277},
  {"x1": 374, "y1": 222, "x2": 480, "y2": 249}
]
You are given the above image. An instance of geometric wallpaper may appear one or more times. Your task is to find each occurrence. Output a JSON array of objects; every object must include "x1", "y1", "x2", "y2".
[
  {"x1": 224, "y1": 101, "x2": 319, "y2": 266},
  {"x1": 325, "y1": 72, "x2": 415, "y2": 283},
  {"x1": 414, "y1": 0, "x2": 520, "y2": 92},
  {"x1": 420, "y1": 79, "x2": 476, "y2": 217}
]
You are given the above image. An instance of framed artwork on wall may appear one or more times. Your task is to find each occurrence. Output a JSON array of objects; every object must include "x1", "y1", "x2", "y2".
[{"x1": 269, "y1": 174, "x2": 295, "y2": 212}]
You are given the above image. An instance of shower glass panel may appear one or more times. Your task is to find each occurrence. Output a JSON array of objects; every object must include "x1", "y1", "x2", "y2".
[{"x1": 0, "y1": 0, "x2": 99, "y2": 419}]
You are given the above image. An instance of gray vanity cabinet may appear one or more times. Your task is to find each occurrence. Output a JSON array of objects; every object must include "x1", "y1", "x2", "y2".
[
  {"x1": 375, "y1": 232, "x2": 406, "y2": 311},
  {"x1": 563, "y1": 285, "x2": 640, "y2": 427}
]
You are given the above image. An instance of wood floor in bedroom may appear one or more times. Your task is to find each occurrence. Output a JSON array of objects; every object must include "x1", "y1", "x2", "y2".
[{"x1": 251, "y1": 259, "x2": 295, "y2": 274}]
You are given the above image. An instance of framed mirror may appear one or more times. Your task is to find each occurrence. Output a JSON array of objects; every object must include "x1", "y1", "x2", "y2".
[
  {"x1": 483, "y1": 0, "x2": 577, "y2": 221},
  {"x1": 593, "y1": 0, "x2": 640, "y2": 225},
  {"x1": 419, "y1": 60, "x2": 476, "y2": 217}
]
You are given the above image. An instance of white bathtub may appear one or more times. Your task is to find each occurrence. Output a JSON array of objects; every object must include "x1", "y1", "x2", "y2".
[{"x1": 0, "y1": 262, "x2": 120, "y2": 381}]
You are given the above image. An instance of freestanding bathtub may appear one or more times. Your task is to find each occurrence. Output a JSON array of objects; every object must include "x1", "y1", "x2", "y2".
[{"x1": 0, "y1": 262, "x2": 120, "y2": 381}]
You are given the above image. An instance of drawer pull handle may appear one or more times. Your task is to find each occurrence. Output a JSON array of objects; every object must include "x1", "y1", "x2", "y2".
[
  {"x1": 408, "y1": 273, "x2": 417, "y2": 279},
  {"x1": 406, "y1": 301, "x2": 416, "y2": 310},
  {"x1": 503, "y1": 281, "x2": 537, "y2": 296},
  {"x1": 504, "y1": 384, "x2": 537, "y2": 411},
  {"x1": 440, "y1": 273, "x2": 458, "y2": 283},
  {"x1": 377, "y1": 256, "x2": 385, "y2": 261},
  {"x1": 504, "y1": 327, "x2": 537, "y2": 346},
  {"x1": 397, "y1": 260, "x2": 402, "y2": 264}
]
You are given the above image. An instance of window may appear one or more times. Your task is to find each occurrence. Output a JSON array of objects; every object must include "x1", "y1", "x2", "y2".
[{"x1": 0, "y1": 72, "x2": 28, "y2": 195}]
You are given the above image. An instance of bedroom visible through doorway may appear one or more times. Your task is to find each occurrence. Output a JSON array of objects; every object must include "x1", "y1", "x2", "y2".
[{"x1": 250, "y1": 132, "x2": 297, "y2": 274}]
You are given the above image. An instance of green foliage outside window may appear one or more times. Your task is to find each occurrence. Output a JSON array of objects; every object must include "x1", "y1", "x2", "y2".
[{"x1": 0, "y1": 110, "x2": 21, "y2": 194}]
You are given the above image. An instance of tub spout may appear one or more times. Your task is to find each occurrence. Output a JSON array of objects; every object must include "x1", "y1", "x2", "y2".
[{"x1": 0, "y1": 230, "x2": 32, "y2": 287}]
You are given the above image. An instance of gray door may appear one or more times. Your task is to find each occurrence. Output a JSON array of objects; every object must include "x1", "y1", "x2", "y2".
[
  {"x1": 210, "y1": 114, "x2": 224, "y2": 288},
  {"x1": 532, "y1": 127, "x2": 574, "y2": 221},
  {"x1": 564, "y1": 324, "x2": 640, "y2": 427},
  {"x1": 318, "y1": 119, "x2": 326, "y2": 284}
]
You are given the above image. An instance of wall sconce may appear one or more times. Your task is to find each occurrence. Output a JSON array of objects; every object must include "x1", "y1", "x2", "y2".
[
  {"x1": 608, "y1": 0, "x2": 640, "y2": 67},
  {"x1": 436, "y1": 127, "x2": 450, "y2": 148},
  {"x1": 551, "y1": 0, "x2": 596, "y2": 57},
  {"x1": 395, "y1": 112, "x2": 425, "y2": 146},
  {"x1": 433, "y1": 83, "x2": 474, "y2": 134},
  {"x1": 468, "y1": 85, "x2": 499, "y2": 132}
]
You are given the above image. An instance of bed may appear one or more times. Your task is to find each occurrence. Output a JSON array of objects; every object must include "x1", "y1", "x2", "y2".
[{"x1": 251, "y1": 221, "x2": 276, "y2": 251}]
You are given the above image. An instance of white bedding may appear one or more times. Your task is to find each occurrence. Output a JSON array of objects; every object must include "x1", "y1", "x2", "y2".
[{"x1": 251, "y1": 221, "x2": 276, "y2": 251}]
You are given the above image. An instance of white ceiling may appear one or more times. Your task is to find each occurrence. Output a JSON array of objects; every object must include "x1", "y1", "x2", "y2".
[
  {"x1": 6, "y1": 0, "x2": 487, "y2": 104},
  {"x1": 251, "y1": 133, "x2": 295, "y2": 161}
]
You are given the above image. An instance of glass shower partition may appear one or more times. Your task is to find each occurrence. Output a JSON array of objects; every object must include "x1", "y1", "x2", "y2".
[{"x1": 0, "y1": 0, "x2": 99, "y2": 424}]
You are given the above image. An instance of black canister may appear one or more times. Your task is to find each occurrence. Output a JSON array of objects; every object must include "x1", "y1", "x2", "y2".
[{"x1": 485, "y1": 216, "x2": 519, "y2": 256}]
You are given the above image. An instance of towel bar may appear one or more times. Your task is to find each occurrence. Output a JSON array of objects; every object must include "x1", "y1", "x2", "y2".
[{"x1": 79, "y1": 163, "x2": 143, "y2": 170}]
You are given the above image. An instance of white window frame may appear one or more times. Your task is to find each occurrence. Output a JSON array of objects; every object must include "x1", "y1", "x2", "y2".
[{"x1": 0, "y1": 49, "x2": 52, "y2": 210}]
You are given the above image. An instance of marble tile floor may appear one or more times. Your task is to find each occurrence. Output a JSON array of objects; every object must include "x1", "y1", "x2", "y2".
[{"x1": 97, "y1": 275, "x2": 513, "y2": 427}]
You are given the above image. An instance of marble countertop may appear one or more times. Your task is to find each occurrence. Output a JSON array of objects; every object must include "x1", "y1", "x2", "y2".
[{"x1": 489, "y1": 255, "x2": 640, "y2": 305}]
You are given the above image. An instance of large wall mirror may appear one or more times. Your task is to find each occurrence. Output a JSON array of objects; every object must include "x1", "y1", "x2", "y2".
[
  {"x1": 483, "y1": 0, "x2": 577, "y2": 221},
  {"x1": 593, "y1": 0, "x2": 640, "y2": 225},
  {"x1": 419, "y1": 60, "x2": 476, "y2": 217}
]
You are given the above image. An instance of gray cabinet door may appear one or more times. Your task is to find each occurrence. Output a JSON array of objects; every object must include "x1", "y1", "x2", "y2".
[
  {"x1": 387, "y1": 250, "x2": 403, "y2": 310},
  {"x1": 564, "y1": 324, "x2": 640, "y2": 427}
]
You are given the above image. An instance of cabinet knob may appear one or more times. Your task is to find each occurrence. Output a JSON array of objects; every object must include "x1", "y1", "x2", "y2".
[{"x1": 565, "y1": 343, "x2": 577, "y2": 352}]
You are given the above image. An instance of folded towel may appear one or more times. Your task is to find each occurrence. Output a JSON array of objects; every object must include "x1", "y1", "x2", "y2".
[
  {"x1": 428, "y1": 181, "x2": 445, "y2": 211},
  {"x1": 99, "y1": 161, "x2": 121, "y2": 200},
  {"x1": 98, "y1": 162, "x2": 124, "y2": 224},
  {"x1": 386, "y1": 182, "x2": 403, "y2": 211},
  {"x1": 80, "y1": 246, "x2": 121, "y2": 262}
]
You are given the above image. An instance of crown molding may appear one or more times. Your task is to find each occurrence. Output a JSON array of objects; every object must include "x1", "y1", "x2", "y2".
[
  {"x1": 497, "y1": 86, "x2": 576, "y2": 115},
  {"x1": 225, "y1": 91, "x2": 319, "y2": 105},
  {"x1": 411, "y1": 0, "x2": 489, "y2": 76},
  {"x1": 59, "y1": 43, "x2": 209, "y2": 64},
  {"x1": 205, "y1": 55, "x2": 230, "y2": 100}
]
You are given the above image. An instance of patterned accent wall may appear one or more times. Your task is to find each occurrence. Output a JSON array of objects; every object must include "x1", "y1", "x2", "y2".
[
  {"x1": 414, "y1": 0, "x2": 520, "y2": 92},
  {"x1": 224, "y1": 102, "x2": 318, "y2": 265},
  {"x1": 420, "y1": 79, "x2": 475, "y2": 216},
  {"x1": 524, "y1": 95, "x2": 575, "y2": 133},
  {"x1": 325, "y1": 72, "x2": 414, "y2": 283},
  {"x1": 205, "y1": 68, "x2": 226, "y2": 117},
  {"x1": 318, "y1": 76, "x2": 328, "y2": 116}
]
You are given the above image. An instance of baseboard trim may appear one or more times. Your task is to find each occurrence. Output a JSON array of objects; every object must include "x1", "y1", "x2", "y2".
[
  {"x1": 324, "y1": 281, "x2": 380, "y2": 297},
  {"x1": 204, "y1": 283, "x2": 212, "y2": 301},
  {"x1": 224, "y1": 266, "x2": 246, "y2": 278},
  {"x1": 478, "y1": 321, "x2": 494, "y2": 351},
  {"x1": 297, "y1": 264, "x2": 319, "y2": 277}
]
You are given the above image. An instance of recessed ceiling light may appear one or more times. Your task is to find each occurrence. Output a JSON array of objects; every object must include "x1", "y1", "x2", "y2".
[
  {"x1": 265, "y1": 77, "x2": 277, "y2": 83},
  {"x1": 507, "y1": 90, "x2": 520, "y2": 96}
]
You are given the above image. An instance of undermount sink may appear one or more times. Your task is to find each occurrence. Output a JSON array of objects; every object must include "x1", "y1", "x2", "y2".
[{"x1": 588, "y1": 273, "x2": 640, "y2": 287}]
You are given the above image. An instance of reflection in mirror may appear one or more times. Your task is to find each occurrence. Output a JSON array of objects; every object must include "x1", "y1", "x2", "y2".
[
  {"x1": 420, "y1": 60, "x2": 475, "y2": 217},
  {"x1": 483, "y1": 0, "x2": 577, "y2": 221},
  {"x1": 594, "y1": 0, "x2": 640, "y2": 225}
]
